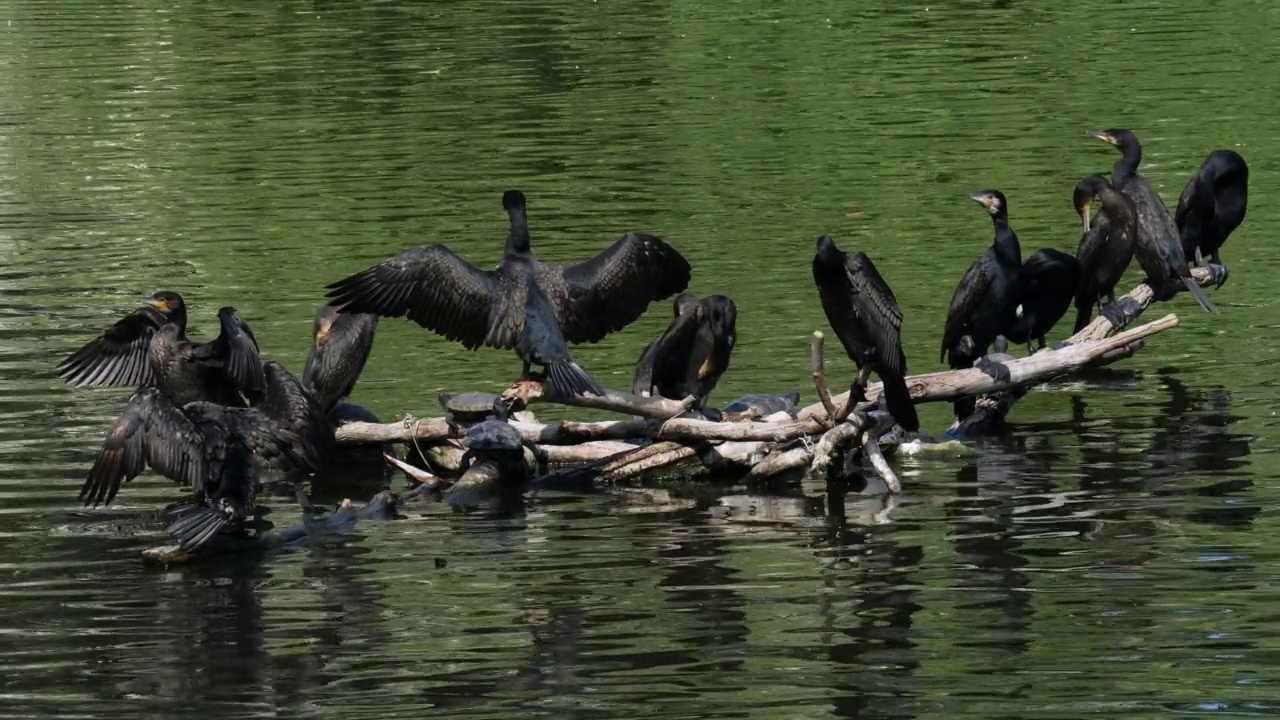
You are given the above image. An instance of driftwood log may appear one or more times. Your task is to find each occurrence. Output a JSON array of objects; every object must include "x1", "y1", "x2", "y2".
[{"x1": 336, "y1": 268, "x2": 1220, "y2": 492}]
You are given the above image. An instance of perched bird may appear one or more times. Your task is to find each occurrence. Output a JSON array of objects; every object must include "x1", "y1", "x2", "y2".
[
  {"x1": 1072, "y1": 175, "x2": 1138, "y2": 332},
  {"x1": 325, "y1": 190, "x2": 691, "y2": 398},
  {"x1": 56, "y1": 291, "x2": 264, "y2": 406},
  {"x1": 1175, "y1": 148, "x2": 1248, "y2": 285},
  {"x1": 1006, "y1": 248, "x2": 1080, "y2": 353},
  {"x1": 1089, "y1": 129, "x2": 1215, "y2": 313},
  {"x1": 630, "y1": 292, "x2": 737, "y2": 409},
  {"x1": 80, "y1": 361, "x2": 332, "y2": 551},
  {"x1": 302, "y1": 302, "x2": 379, "y2": 413},
  {"x1": 811, "y1": 235, "x2": 918, "y2": 432},
  {"x1": 941, "y1": 190, "x2": 1022, "y2": 418}
]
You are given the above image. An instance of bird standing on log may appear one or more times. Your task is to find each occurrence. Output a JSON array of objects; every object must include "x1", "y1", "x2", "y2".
[
  {"x1": 631, "y1": 292, "x2": 737, "y2": 412},
  {"x1": 1175, "y1": 148, "x2": 1248, "y2": 286},
  {"x1": 941, "y1": 190, "x2": 1022, "y2": 418},
  {"x1": 1089, "y1": 129, "x2": 1216, "y2": 312},
  {"x1": 812, "y1": 235, "x2": 919, "y2": 432},
  {"x1": 325, "y1": 190, "x2": 692, "y2": 398},
  {"x1": 56, "y1": 291, "x2": 265, "y2": 407},
  {"x1": 1072, "y1": 175, "x2": 1138, "y2": 331}
]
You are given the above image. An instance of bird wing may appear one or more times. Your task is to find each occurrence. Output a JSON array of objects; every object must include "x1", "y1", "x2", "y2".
[
  {"x1": 303, "y1": 311, "x2": 378, "y2": 412},
  {"x1": 56, "y1": 307, "x2": 164, "y2": 388},
  {"x1": 81, "y1": 388, "x2": 208, "y2": 507},
  {"x1": 547, "y1": 233, "x2": 692, "y2": 344},
  {"x1": 847, "y1": 252, "x2": 906, "y2": 377},
  {"x1": 324, "y1": 245, "x2": 507, "y2": 350},
  {"x1": 196, "y1": 308, "x2": 265, "y2": 397},
  {"x1": 197, "y1": 362, "x2": 333, "y2": 473},
  {"x1": 1174, "y1": 171, "x2": 1203, "y2": 231},
  {"x1": 630, "y1": 303, "x2": 702, "y2": 396},
  {"x1": 940, "y1": 255, "x2": 992, "y2": 362}
]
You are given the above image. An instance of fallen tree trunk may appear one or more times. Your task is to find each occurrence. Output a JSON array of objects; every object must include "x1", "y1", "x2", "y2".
[
  {"x1": 335, "y1": 314, "x2": 1179, "y2": 448},
  {"x1": 336, "y1": 270, "x2": 1208, "y2": 496}
]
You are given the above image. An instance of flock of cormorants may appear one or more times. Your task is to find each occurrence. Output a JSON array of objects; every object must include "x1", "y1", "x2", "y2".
[{"x1": 55, "y1": 127, "x2": 1248, "y2": 552}]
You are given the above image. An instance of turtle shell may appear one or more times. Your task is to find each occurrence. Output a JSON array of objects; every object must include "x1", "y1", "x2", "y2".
[
  {"x1": 721, "y1": 391, "x2": 800, "y2": 417},
  {"x1": 439, "y1": 391, "x2": 501, "y2": 420},
  {"x1": 462, "y1": 419, "x2": 523, "y2": 453}
]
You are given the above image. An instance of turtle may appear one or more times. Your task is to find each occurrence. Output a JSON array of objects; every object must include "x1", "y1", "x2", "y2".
[
  {"x1": 439, "y1": 391, "x2": 502, "y2": 433},
  {"x1": 459, "y1": 397, "x2": 529, "y2": 476},
  {"x1": 721, "y1": 390, "x2": 802, "y2": 420}
]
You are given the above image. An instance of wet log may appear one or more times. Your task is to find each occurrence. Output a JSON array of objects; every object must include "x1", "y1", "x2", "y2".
[
  {"x1": 334, "y1": 315, "x2": 1179, "y2": 450},
  {"x1": 142, "y1": 493, "x2": 397, "y2": 564},
  {"x1": 327, "y1": 269, "x2": 1200, "y2": 495}
]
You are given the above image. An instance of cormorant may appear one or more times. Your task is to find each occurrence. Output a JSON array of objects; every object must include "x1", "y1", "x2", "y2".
[
  {"x1": 811, "y1": 235, "x2": 919, "y2": 432},
  {"x1": 81, "y1": 361, "x2": 332, "y2": 550},
  {"x1": 325, "y1": 190, "x2": 691, "y2": 398},
  {"x1": 630, "y1": 292, "x2": 737, "y2": 410},
  {"x1": 941, "y1": 190, "x2": 1022, "y2": 418},
  {"x1": 1006, "y1": 248, "x2": 1080, "y2": 353},
  {"x1": 302, "y1": 302, "x2": 379, "y2": 413},
  {"x1": 1089, "y1": 129, "x2": 1216, "y2": 313},
  {"x1": 1175, "y1": 148, "x2": 1248, "y2": 286},
  {"x1": 56, "y1": 291, "x2": 264, "y2": 406},
  {"x1": 1072, "y1": 175, "x2": 1138, "y2": 332}
]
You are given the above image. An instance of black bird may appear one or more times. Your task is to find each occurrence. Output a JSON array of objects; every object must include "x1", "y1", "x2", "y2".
[
  {"x1": 325, "y1": 190, "x2": 691, "y2": 398},
  {"x1": 630, "y1": 292, "x2": 737, "y2": 410},
  {"x1": 302, "y1": 303, "x2": 379, "y2": 413},
  {"x1": 1006, "y1": 248, "x2": 1080, "y2": 353},
  {"x1": 812, "y1": 235, "x2": 919, "y2": 432},
  {"x1": 80, "y1": 361, "x2": 332, "y2": 551},
  {"x1": 56, "y1": 291, "x2": 264, "y2": 406},
  {"x1": 1175, "y1": 148, "x2": 1248, "y2": 285},
  {"x1": 941, "y1": 190, "x2": 1023, "y2": 418},
  {"x1": 1072, "y1": 175, "x2": 1139, "y2": 332},
  {"x1": 1089, "y1": 129, "x2": 1216, "y2": 313}
]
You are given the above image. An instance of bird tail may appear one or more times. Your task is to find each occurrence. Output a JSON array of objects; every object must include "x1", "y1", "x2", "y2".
[
  {"x1": 1181, "y1": 275, "x2": 1217, "y2": 313},
  {"x1": 545, "y1": 361, "x2": 605, "y2": 398},
  {"x1": 882, "y1": 375, "x2": 919, "y2": 432},
  {"x1": 1073, "y1": 298, "x2": 1093, "y2": 333},
  {"x1": 165, "y1": 504, "x2": 231, "y2": 552}
]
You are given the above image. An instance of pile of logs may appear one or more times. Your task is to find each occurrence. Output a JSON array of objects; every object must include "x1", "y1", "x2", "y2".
[{"x1": 336, "y1": 268, "x2": 1215, "y2": 492}]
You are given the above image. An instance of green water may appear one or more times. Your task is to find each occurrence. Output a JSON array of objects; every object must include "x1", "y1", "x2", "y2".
[{"x1": 1, "y1": 0, "x2": 1277, "y2": 717}]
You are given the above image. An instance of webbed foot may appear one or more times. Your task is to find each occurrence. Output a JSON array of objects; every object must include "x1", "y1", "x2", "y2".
[
  {"x1": 1099, "y1": 297, "x2": 1141, "y2": 328},
  {"x1": 1207, "y1": 263, "x2": 1229, "y2": 289},
  {"x1": 975, "y1": 355, "x2": 1012, "y2": 383},
  {"x1": 848, "y1": 379, "x2": 868, "y2": 406}
]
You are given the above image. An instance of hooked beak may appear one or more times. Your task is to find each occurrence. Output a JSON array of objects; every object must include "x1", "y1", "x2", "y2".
[
  {"x1": 144, "y1": 295, "x2": 169, "y2": 312},
  {"x1": 1087, "y1": 129, "x2": 1116, "y2": 145},
  {"x1": 969, "y1": 192, "x2": 996, "y2": 210},
  {"x1": 1080, "y1": 200, "x2": 1092, "y2": 233},
  {"x1": 314, "y1": 325, "x2": 331, "y2": 348}
]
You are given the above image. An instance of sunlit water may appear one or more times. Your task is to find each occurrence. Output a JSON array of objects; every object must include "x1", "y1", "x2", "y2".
[{"x1": 1, "y1": 0, "x2": 1277, "y2": 717}]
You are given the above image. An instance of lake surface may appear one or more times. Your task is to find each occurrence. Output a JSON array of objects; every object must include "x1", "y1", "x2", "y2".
[{"x1": 2, "y1": 0, "x2": 1278, "y2": 717}]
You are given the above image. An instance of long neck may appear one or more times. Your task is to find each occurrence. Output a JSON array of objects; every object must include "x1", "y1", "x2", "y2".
[
  {"x1": 505, "y1": 206, "x2": 531, "y2": 255},
  {"x1": 1113, "y1": 143, "x2": 1141, "y2": 186},
  {"x1": 169, "y1": 306, "x2": 188, "y2": 338},
  {"x1": 991, "y1": 215, "x2": 1021, "y2": 266}
]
